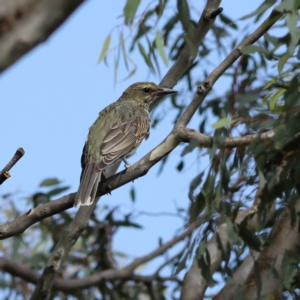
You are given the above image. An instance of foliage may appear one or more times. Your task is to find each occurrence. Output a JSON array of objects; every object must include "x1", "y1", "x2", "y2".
[{"x1": 2, "y1": 0, "x2": 300, "y2": 299}]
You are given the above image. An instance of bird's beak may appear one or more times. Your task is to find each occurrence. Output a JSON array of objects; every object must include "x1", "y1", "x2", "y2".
[{"x1": 154, "y1": 87, "x2": 177, "y2": 97}]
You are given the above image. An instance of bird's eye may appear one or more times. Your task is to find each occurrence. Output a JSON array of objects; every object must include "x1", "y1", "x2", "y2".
[{"x1": 143, "y1": 87, "x2": 150, "y2": 93}]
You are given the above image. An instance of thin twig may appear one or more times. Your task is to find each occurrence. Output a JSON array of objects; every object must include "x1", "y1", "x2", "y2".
[{"x1": 0, "y1": 147, "x2": 25, "y2": 185}]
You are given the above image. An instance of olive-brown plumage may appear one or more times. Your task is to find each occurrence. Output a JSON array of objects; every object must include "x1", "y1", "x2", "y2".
[{"x1": 74, "y1": 82, "x2": 177, "y2": 207}]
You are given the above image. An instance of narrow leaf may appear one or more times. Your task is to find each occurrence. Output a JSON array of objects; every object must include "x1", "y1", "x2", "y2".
[
  {"x1": 219, "y1": 14, "x2": 238, "y2": 29},
  {"x1": 98, "y1": 35, "x2": 111, "y2": 63},
  {"x1": 177, "y1": 0, "x2": 191, "y2": 33},
  {"x1": 278, "y1": 52, "x2": 291, "y2": 73},
  {"x1": 240, "y1": 0, "x2": 276, "y2": 20},
  {"x1": 40, "y1": 178, "x2": 60, "y2": 187},
  {"x1": 137, "y1": 42, "x2": 155, "y2": 73},
  {"x1": 121, "y1": 68, "x2": 136, "y2": 81},
  {"x1": 212, "y1": 117, "x2": 235, "y2": 129},
  {"x1": 130, "y1": 186, "x2": 135, "y2": 202},
  {"x1": 268, "y1": 88, "x2": 285, "y2": 111},
  {"x1": 241, "y1": 45, "x2": 267, "y2": 55},
  {"x1": 155, "y1": 31, "x2": 168, "y2": 66},
  {"x1": 123, "y1": 0, "x2": 141, "y2": 25}
]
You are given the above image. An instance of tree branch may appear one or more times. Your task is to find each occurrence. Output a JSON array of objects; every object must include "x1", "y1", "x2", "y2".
[
  {"x1": 177, "y1": 127, "x2": 275, "y2": 148},
  {"x1": 0, "y1": 217, "x2": 202, "y2": 292},
  {"x1": 213, "y1": 250, "x2": 260, "y2": 300},
  {"x1": 0, "y1": 147, "x2": 25, "y2": 185},
  {"x1": 0, "y1": 0, "x2": 84, "y2": 73},
  {"x1": 242, "y1": 201, "x2": 300, "y2": 299},
  {"x1": 180, "y1": 199, "x2": 275, "y2": 300}
]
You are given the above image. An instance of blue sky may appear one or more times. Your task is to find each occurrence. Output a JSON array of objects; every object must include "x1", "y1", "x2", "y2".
[{"x1": 0, "y1": 0, "x2": 266, "y2": 295}]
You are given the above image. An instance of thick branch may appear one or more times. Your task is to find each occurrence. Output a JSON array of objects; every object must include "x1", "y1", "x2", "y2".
[
  {"x1": 243, "y1": 202, "x2": 300, "y2": 299},
  {"x1": 180, "y1": 200, "x2": 275, "y2": 300},
  {"x1": 213, "y1": 251, "x2": 260, "y2": 300},
  {"x1": 0, "y1": 147, "x2": 25, "y2": 184},
  {"x1": 0, "y1": 217, "x2": 202, "y2": 292},
  {"x1": 0, "y1": 0, "x2": 84, "y2": 72}
]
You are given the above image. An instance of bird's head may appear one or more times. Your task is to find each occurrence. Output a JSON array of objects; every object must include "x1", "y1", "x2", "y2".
[{"x1": 120, "y1": 82, "x2": 177, "y2": 107}]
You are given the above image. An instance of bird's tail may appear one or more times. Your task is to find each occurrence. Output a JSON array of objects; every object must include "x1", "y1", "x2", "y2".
[{"x1": 74, "y1": 163, "x2": 101, "y2": 207}]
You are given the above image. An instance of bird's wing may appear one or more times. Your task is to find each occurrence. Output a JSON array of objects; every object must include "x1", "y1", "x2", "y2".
[
  {"x1": 97, "y1": 113, "x2": 150, "y2": 171},
  {"x1": 74, "y1": 113, "x2": 150, "y2": 207}
]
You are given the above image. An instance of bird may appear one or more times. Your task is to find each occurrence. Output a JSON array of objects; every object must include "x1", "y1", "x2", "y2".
[{"x1": 74, "y1": 82, "x2": 177, "y2": 207}]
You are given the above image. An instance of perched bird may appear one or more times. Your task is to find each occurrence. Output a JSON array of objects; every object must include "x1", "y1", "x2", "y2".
[{"x1": 74, "y1": 82, "x2": 177, "y2": 207}]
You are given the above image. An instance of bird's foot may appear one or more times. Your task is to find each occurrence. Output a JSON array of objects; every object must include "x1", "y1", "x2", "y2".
[
  {"x1": 105, "y1": 184, "x2": 112, "y2": 195},
  {"x1": 122, "y1": 158, "x2": 131, "y2": 169}
]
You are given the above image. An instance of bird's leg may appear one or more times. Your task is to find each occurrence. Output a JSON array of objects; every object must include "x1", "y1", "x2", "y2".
[
  {"x1": 101, "y1": 170, "x2": 106, "y2": 182},
  {"x1": 122, "y1": 158, "x2": 131, "y2": 169}
]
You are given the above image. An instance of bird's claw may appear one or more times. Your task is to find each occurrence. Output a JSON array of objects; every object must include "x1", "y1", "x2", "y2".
[
  {"x1": 122, "y1": 158, "x2": 131, "y2": 169},
  {"x1": 105, "y1": 184, "x2": 112, "y2": 195}
]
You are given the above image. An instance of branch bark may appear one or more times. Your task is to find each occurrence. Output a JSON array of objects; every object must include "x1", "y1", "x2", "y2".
[
  {"x1": 0, "y1": 147, "x2": 25, "y2": 184},
  {"x1": 0, "y1": 0, "x2": 84, "y2": 73},
  {"x1": 177, "y1": 128, "x2": 275, "y2": 148},
  {"x1": 0, "y1": 217, "x2": 202, "y2": 292},
  {"x1": 242, "y1": 201, "x2": 300, "y2": 299},
  {"x1": 180, "y1": 202, "x2": 275, "y2": 300},
  {"x1": 213, "y1": 250, "x2": 260, "y2": 300}
]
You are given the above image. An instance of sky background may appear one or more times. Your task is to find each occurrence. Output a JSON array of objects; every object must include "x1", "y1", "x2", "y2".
[{"x1": 0, "y1": 0, "x2": 266, "y2": 297}]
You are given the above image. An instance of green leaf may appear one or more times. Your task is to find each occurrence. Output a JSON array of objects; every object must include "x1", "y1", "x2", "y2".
[
  {"x1": 181, "y1": 139, "x2": 201, "y2": 156},
  {"x1": 177, "y1": 0, "x2": 191, "y2": 33},
  {"x1": 188, "y1": 172, "x2": 204, "y2": 200},
  {"x1": 130, "y1": 186, "x2": 135, "y2": 202},
  {"x1": 212, "y1": 117, "x2": 235, "y2": 129},
  {"x1": 46, "y1": 186, "x2": 70, "y2": 198},
  {"x1": 176, "y1": 161, "x2": 184, "y2": 171},
  {"x1": 268, "y1": 88, "x2": 285, "y2": 111},
  {"x1": 238, "y1": 225, "x2": 262, "y2": 251},
  {"x1": 278, "y1": 52, "x2": 291, "y2": 73},
  {"x1": 137, "y1": 42, "x2": 155, "y2": 73},
  {"x1": 98, "y1": 34, "x2": 111, "y2": 63},
  {"x1": 241, "y1": 45, "x2": 267, "y2": 55},
  {"x1": 123, "y1": 0, "x2": 141, "y2": 25},
  {"x1": 39, "y1": 178, "x2": 60, "y2": 187},
  {"x1": 121, "y1": 68, "x2": 136, "y2": 81},
  {"x1": 258, "y1": 169, "x2": 266, "y2": 188},
  {"x1": 286, "y1": 13, "x2": 299, "y2": 54},
  {"x1": 282, "y1": 251, "x2": 298, "y2": 289},
  {"x1": 155, "y1": 31, "x2": 168, "y2": 66},
  {"x1": 276, "y1": 0, "x2": 295, "y2": 13},
  {"x1": 219, "y1": 14, "x2": 238, "y2": 30},
  {"x1": 240, "y1": 0, "x2": 276, "y2": 20},
  {"x1": 264, "y1": 33, "x2": 279, "y2": 47}
]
